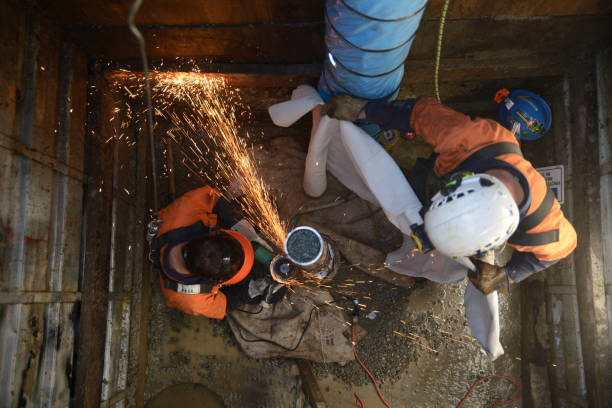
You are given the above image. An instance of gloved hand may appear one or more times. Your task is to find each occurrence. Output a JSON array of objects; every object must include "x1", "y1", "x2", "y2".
[
  {"x1": 468, "y1": 261, "x2": 509, "y2": 295},
  {"x1": 409, "y1": 223, "x2": 434, "y2": 253},
  {"x1": 320, "y1": 94, "x2": 367, "y2": 121},
  {"x1": 248, "y1": 277, "x2": 287, "y2": 306},
  {"x1": 231, "y1": 219, "x2": 273, "y2": 251},
  {"x1": 263, "y1": 282, "x2": 287, "y2": 305}
]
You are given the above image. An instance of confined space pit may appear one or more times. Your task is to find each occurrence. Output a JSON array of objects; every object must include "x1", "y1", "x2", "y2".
[{"x1": 285, "y1": 228, "x2": 322, "y2": 264}]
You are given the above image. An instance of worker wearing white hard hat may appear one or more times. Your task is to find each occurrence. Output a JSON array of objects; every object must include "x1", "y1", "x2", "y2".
[{"x1": 321, "y1": 95, "x2": 577, "y2": 294}]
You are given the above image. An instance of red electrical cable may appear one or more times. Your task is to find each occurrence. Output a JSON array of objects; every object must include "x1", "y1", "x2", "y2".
[
  {"x1": 456, "y1": 374, "x2": 521, "y2": 408},
  {"x1": 352, "y1": 320, "x2": 392, "y2": 408},
  {"x1": 351, "y1": 318, "x2": 519, "y2": 408},
  {"x1": 355, "y1": 392, "x2": 365, "y2": 408}
]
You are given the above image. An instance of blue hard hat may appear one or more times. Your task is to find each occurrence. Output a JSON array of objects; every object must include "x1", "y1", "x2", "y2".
[{"x1": 497, "y1": 89, "x2": 552, "y2": 140}]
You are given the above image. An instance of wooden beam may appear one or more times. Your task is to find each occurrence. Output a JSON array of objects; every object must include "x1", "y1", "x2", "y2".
[
  {"x1": 0, "y1": 291, "x2": 81, "y2": 304},
  {"x1": 31, "y1": 0, "x2": 612, "y2": 29},
  {"x1": 568, "y1": 59, "x2": 612, "y2": 408},
  {"x1": 0, "y1": 133, "x2": 87, "y2": 182},
  {"x1": 72, "y1": 74, "x2": 114, "y2": 408},
  {"x1": 62, "y1": 16, "x2": 611, "y2": 64},
  {"x1": 297, "y1": 360, "x2": 327, "y2": 408}
]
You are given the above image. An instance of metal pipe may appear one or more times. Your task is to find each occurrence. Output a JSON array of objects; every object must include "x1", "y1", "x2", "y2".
[{"x1": 284, "y1": 226, "x2": 339, "y2": 281}]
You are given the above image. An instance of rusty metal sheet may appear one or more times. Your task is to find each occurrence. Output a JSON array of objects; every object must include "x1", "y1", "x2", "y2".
[
  {"x1": 62, "y1": 16, "x2": 612, "y2": 67},
  {"x1": 569, "y1": 63, "x2": 612, "y2": 407},
  {"x1": 67, "y1": 48, "x2": 88, "y2": 172},
  {"x1": 61, "y1": 177, "x2": 83, "y2": 291},
  {"x1": 111, "y1": 197, "x2": 134, "y2": 294},
  {"x1": 560, "y1": 293, "x2": 588, "y2": 400},
  {"x1": 32, "y1": 17, "x2": 61, "y2": 158},
  {"x1": 0, "y1": 1, "x2": 25, "y2": 140},
  {"x1": 595, "y1": 51, "x2": 612, "y2": 369},
  {"x1": 125, "y1": 123, "x2": 153, "y2": 408},
  {"x1": 73, "y1": 74, "x2": 114, "y2": 408},
  {"x1": 23, "y1": 160, "x2": 53, "y2": 291},
  {"x1": 101, "y1": 299, "x2": 131, "y2": 405},
  {"x1": 68, "y1": 24, "x2": 325, "y2": 62},
  {"x1": 32, "y1": 302, "x2": 78, "y2": 407},
  {"x1": 424, "y1": 0, "x2": 612, "y2": 19},
  {"x1": 0, "y1": 291, "x2": 81, "y2": 304},
  {"x1": 1, "y1": 303, "x2": 45, "y2": 406},
  {"x1": 0, "y1": 9, "x2": 40, "y2": 406},
  {"x1": 0, "y1": 146, "x2": 16, "y2": 292},
  {"x1": 35, "y1": 0, "x2": 324, "y2": 27},
  {"x1": 33, "y1": 0, "x2": 612, "y2": 30}
]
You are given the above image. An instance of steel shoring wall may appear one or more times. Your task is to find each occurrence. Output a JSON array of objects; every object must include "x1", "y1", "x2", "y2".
[
  {"x1": 32, "y1": 40, "x2": 73, "y2": 408},
  {"x1": 0, "y1": 8, "x2": 39, "y2": 405},
  {"x1": 564, "y1": 57, "x2": 612, "y2": 407},
  {"x1": 0, "y1": 3, "x2": 87, "y2": 407},
  {"x1": 99, "y1": 100, "x2": 137, "y2": 408},
  {"x1": 595, "y1": 50, "x2": 612, "y2": 366},
  {"x1": 544, "y1": 78, "x2": 588, "y2": 408}
]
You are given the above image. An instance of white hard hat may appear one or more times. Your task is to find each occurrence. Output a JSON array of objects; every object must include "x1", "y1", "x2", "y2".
[{"x1": 424, "y1": 173, "x2": 520, "y2": 258}]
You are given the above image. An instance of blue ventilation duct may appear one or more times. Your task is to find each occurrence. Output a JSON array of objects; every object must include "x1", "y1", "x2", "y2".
[{"x1": 318, "y1": 0, "x2": 429, "y2": 102}]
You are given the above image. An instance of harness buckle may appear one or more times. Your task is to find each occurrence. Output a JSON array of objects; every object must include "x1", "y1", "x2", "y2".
[
  {"x1": 147, "y1": 219, "x2": 162, "y2": 243},
  {"x1": 147, "y1": 218, "x2": 163, "y2": 266}
]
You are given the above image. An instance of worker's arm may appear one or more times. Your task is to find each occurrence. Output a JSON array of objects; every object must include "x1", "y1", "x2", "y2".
[
  {"x1": 361, "y1": 99, "x2": 419, "y2": 132},
  {"x1": 470, "y1": 252, "x2": 558, "y2": 295},
  {"x1": 366, "y1": 98, "x2": 519, "y2": 175},
  {"x1": 212, "y1": 195, "x2": 242, "y2": 227},
  {"x1": 504, "y1": 251, "x2": 559, "y2": 282},
  {"x1": 157, "y1": 186, "x2": 221, "y2": 235},
  {"x1": 506, "y1": 195, "x2": 577, "y2": 282}
]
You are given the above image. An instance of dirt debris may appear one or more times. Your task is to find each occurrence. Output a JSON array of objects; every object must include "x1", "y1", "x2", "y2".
[{"x1": 310, "y1": 266, "x2": 454, "y2": 387}]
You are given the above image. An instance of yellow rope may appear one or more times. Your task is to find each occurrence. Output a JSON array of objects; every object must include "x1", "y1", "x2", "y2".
[{"x1": 434, "y1": 0, "x2": 451, "y2": 102}]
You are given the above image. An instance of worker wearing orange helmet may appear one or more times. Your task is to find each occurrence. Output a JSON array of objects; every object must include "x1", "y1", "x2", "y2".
[
  {"x1": 150, "y1": 186, "x2": 277, "y2": 319},
  {"x1": 321, "y1": 95, "x2": 577, "y2": 294}
]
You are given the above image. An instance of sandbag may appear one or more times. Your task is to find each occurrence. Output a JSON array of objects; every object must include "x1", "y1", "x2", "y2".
[{"x1": 227, "y1": 286, "x2": 353, "y2": 362}]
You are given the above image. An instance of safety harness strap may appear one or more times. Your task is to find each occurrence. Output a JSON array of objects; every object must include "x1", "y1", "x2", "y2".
[
  {"x1": 517, "y1": 188, "x2": 555, "y2": 232},
  {"x1": 152, "y1": 221, "x2": 210, "y2": 251},
  {"x1": 458, "y1": 142, "x2": 523, "y2": 167},
  {"x1": 508, "y1": 229, "x2": 560, "y2": 246},
  {"x1": 162, "y1": 276, "x2": 213, "y2": 295}
]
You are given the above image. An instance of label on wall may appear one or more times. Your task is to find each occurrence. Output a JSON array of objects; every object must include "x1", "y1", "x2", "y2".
[{"x1": 536, "y1": 165, "x2": 564, "y2": 204}]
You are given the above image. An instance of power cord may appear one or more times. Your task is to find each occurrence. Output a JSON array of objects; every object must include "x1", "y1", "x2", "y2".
[
  {"x1": 457, "y1": 374, "x2": 521, "y2": 408},
  {"x1": 351, "y1": 307, "x2": 392, "y2": 408}
]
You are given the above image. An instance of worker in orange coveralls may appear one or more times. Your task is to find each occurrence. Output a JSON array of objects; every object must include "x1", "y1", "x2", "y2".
[
  {"x1": 149, "y1": 186, "x2": 282, "y2": 319},
  {"x1": 321, "y1": 95, "x2": 577, "y2": 294}
]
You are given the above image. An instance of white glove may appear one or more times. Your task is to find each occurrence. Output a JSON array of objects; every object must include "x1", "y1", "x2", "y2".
[{"x1": 231, "y1": 219, "x2": 273, "y2": 251}]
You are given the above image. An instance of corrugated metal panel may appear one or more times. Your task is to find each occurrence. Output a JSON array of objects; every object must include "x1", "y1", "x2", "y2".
[
  {"x1": 567, "y1": 59, "x2": 612, "y2": 407},
  {"x1": 595, "y1": 49, "x2": 612, "y2": 384},
  {"x1": 73, "y1": 69, "x2": 150, "y2": 408},
  {"x1": 99, "y1": 82, "x2": 141, "y2": 407},
  {"x1": 0, "y1": 3, "x2": 87, "y2": 407}
]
